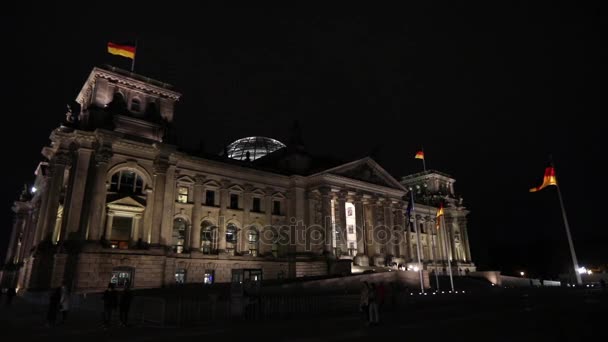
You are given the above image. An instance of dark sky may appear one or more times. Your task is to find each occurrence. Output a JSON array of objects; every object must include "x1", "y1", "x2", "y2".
[{"x1": 1, "y1": 4, "x2": 605, "y2": 278}]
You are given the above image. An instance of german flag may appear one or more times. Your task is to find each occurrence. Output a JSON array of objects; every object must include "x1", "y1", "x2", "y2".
[
  {"x1": 415, "y1": 150, "x2": 424, "y2": 160},
  {"x1": 436, "y1": 202, "x2": 444, "y2": 230},
  {"x1": 529, "y1": 166, "x2": 557, "y2": 192},
  {"x1": 107, "y1": 42, "x2": 136, "y2": 59}
]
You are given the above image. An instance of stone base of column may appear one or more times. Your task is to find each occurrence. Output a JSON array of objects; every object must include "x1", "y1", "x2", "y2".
[{"x1": 353, "y1": 253, "x2": 369, "y2": 266}]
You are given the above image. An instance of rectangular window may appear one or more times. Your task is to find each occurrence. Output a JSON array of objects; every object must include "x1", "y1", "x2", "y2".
[
  {"x1": 175, "y1": 269, "x2": 186, "y2": 284},
  {"x1": 111, "y1": 216, "x2": 132, "y2": 242},
  {"x1": 348, "y1": 225, "x2": 354, "y2": 234},
  {"x1": 205, "y1": 190, "x2": 215, "y2": 206},
  {"x1": 230, "y1": 194, "x2": 239, "y2": 209},
  {"x1": 252, "y1": 197, "x2": 261, "y2": 212},
  {"x1": 177, "y1": 186, "x2": 189, "y2": 203},
  {"x1": 204, "y1": 270, "x2": 214, "y2": 285},
  {"x1": 110, "y1": 268, "x2": 133, "y2": 288},
  {"x1": 272, "y1": 200, "x2": 281, "y2": 215},
  {"x1": 419, "y1": 222, "x2": 425, "y2": 234}
]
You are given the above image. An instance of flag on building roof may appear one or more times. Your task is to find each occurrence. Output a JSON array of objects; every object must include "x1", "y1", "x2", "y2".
[
  {"x1": 436, "y1": 202, "x2": 444, "y2": 230},
  {"x1": 415, "y1": 150, "x2": 424, "y2": 160},
  {"x1": 529, "y1": 166, "x2": 557, "y2": 192},
  {"x1": 107, "y1": 42, "x2": 136, "y2": 59}
]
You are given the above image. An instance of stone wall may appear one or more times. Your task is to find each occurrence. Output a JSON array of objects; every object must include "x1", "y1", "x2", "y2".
[
  {"x1": 295, "y1": 261, "x2": 327, "y2": 278},
  {"x1": 72, "y1": 251, "x2": 298, "y2": 292}
]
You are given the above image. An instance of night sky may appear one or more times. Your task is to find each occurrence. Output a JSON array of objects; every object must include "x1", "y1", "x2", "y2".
[{"x1": 1, "y1": 4, "x2": 605, "y2": 278}]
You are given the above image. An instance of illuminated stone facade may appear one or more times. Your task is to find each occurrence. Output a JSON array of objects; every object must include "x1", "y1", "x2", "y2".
[{"x1": 2, "y1": 66, "x2": 474, "y2": 293}]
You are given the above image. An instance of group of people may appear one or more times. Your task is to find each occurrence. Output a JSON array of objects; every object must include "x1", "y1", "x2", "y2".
[
  {"x1": 359, "y1": 281, "x2": 386, "y2": 325},
  {"x1": 44, "y1": 282, "x2": 134, "y2": 329},
  {"x1": 102, "y1": 283, "x2": 134, "y2": 328},
  {"x1": 45, "y1": 284, "x2": 71, "y2": 327},
  {"x1": 1, "y1": 287, "x2": 17, "y2": 307}
]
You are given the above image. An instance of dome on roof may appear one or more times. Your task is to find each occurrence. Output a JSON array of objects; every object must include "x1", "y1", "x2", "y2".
[{"x1": 224, "y1": 136, "x2": 286, "y2": 161}]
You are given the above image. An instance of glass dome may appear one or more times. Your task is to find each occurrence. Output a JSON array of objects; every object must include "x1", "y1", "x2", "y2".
[{"x1": 224, "y1": 136, "x2": 286, "y2": 161}]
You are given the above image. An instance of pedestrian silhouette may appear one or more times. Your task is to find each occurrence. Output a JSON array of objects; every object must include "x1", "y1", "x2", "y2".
[
  {"x1": 46, "y1": 287, "x2": 61, "y2": 327},
  {"x1": 102, "y1": 283, "x2": 118, "y2": 328},
  {"x1": 119, "y1": 286, "x2": 133, "y2": 327},
  {"x1": 5, "y1": 287, "x2": 16, "y2": 307}
]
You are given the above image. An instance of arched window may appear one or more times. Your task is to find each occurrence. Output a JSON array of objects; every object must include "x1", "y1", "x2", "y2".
[
  {"x1": 110, "y1": 170, "x2": 144, "y2": 195},
  {"x1": 172, "y1": 218, "x2": 187, "y2": 253},
  {"x1": 226, "y1": 223, "x2": 238, "y2": 256},
  {"x1": 200, "y1": 221, "x2": 216, "y2": 254},
  {"x1": 247, "y1": 229, "x2": 259, "y2": 256},
  {"x1": 130, "y1": 98, "x2": 142, "y2": 112}
]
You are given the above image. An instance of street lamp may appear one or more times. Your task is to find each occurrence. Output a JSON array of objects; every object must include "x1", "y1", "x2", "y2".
[{"x1": 520, "y1": 271, "x2": 525, "y2": 277}]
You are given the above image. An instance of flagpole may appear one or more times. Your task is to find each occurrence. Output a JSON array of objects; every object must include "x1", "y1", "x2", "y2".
[
  {"x1": 433, "y1": 229, "x2": 440, "y2": 291},
  {"x1": 556, "y1": 184, "x2": 582, "y2": 286},
  {"x1": 411, "y1": 192, "x2": 425, "y2": 294},
  {"x1": 131, "y1": 39, "x2": 138, "y2": 72},
  {"x1": 441, "y1": 215, "x2": 455, "y2": 292},
  {"x1": 422, "y1": 146, "x2": 427, "y2": 172}
]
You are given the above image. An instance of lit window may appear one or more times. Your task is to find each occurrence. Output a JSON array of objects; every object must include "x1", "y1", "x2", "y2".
[
  {"x1": 200, "y1": 221, "x2": 215, "y2": 254},
  {"x1": 226, "y1": 224, "x2": 238, "y2": 255},
  {"x1": 109, "y1": 170, "x2": 144, "y2": 194},
  {"x1": 177, "y1": 186, "x2": 189, "y2": 203},
  {"x1": 175, "y1": 269, "x2": 186, "y2": 284},
  {"x1": 203, "y1": 270, "x2": 214, "y2": 285},
  {"x1": 172, "y1": 218, "x2": 187, "y2": 253},
  {"x1": 248, "y1": 230, "x2": 259, "y2": 256},
  {"x1": 110, "y1": 267, "x2": 133, "y2": 288}
]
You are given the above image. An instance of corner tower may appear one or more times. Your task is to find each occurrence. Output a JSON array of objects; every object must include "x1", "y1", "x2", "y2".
[{"x1": 74, "y1": 65, "x2": 181, "y2": 141}]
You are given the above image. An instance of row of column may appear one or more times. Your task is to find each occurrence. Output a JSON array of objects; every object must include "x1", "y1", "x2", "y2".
[{"x1": 317, "y1": 189, "x2": 471, "y2": 264}]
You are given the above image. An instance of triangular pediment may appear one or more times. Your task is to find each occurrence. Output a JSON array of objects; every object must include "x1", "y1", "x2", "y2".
[
  {"x1": 106, "y1": 195, "x2": 146, "y2": 208},
  {"x1": 317, "y1": 157, "x2": 405, "y2": 190}
]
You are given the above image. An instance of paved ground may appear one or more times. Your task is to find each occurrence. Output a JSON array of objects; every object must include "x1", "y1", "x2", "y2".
[{"x1": 1, "y1": 288, "x2": 606, "y2": 341}]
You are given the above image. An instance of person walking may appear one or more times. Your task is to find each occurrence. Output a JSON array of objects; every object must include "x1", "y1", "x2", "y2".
[
  {"x1": 376, "y1": 282, "x2": 386, "y2": 313},
  {"x1": 102, "y1": 283, "x2": 118, "y2": 328},
  {"x1": 368, "y1": 283, "x2": 379, "y2": 325},
  {"x1": 119, "y1": 286, "x2": 133, "y2": 327},
  {"x1": 58, "y1": 284, "x2": 70, "y2": 324},
  {"x1": 359, "y1": 281, "x2": 370, "y2": 322},
  {"x1": 5, "y1": 287, "x2": 16, "y2": 307},
  {"x1": 46, "y1": 287, "x2": 61, "y2": 327}
]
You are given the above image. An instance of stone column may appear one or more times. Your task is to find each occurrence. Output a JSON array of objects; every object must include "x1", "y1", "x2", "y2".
[
  {"x1": 393, "y1": 207, "x2": 404, "y2": 257},
  {"x1": 217, "y1": 180, "x2": 230, "y2": 253},
  {"x1": 5, "y1": 213, "x2": 22, "y2": 264},
  {"x1": 33, "y1": 183, "x2": 50, "y2": 244},
  {"x1": 160, "y1": 166, "x2": 176, "y2": 247},
  {"x1": 241, "y1": 184, "x2": 253, "y2": 254},
  {"x1": 42, "y1": 152, "x2": 70, "y2": 241},
  {"x1": 460, "y1": 217, "x2": 472, "y2": 262},
  {"x1": 447, "y1": 217, "x2": 457, "y2": 262},
  {"x1": 132, "y1": 214, "x2": 142, "y2": 244},
  {"x1": 151, "y1": 161, "x2": 168, "y2": 245},
  {"x1": 385, "y1": 202, "x2": 395, "y2": 257},
  {"x1": 262, "y1": 188, "x2": 273, "y2": 256},
  {"x1": 104, "y1": 212, "x2": 115, "y2": 240},
  {"x1": 87, "y1": 146, "x2": 112, "y2": 241},
  {"x1": 336, "y1": 191, "x2": 347, "y2": 256},
  {"x1": 354, "y1": 196, "x2": 366, "y2": 256},
  {"x1": 62, "y1": 149, "x2": 92, "y2": 241},
  {"x1": 367, "y1": 199, "x2": 378, "y2": 257},
  {"x1": 320, "y1": 187, "x2": 332, "y2": 254},
  {"x1": 190, "y1": 175, "x2": 205, "y2": 251}
]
